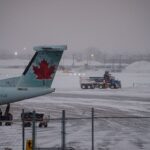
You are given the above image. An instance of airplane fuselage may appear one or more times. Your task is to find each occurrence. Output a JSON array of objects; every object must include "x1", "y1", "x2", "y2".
[{"x1": 0, "y1": 87, "x2": 55, "y2": 105}]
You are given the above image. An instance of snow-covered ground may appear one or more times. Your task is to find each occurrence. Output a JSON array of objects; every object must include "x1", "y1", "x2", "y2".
[{"x1": 0, "y1": 60, "x2": 150, "y2": 150}]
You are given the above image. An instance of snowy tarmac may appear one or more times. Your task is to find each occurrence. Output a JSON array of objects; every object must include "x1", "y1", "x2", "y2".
[
  {"x1": 0, "y1": 63, "x2": 150, "y2": 150},
  {"x1": 1, "y1": 87, "x2": 150, "y2": 150}
]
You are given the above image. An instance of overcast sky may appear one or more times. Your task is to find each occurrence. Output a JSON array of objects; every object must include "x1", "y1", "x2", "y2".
[{"x1": 0, "y1": 0, "x2": 150, "y2": 54}]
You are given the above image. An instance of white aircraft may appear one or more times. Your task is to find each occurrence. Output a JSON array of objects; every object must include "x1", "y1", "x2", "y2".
[{"x1": 0, "y1": 45, "x2": 67, "y2": 120}]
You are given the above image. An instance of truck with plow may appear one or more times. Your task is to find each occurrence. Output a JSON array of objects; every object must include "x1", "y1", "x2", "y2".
[{"x1": 80, "y1": 71, "x2": 121, "y2": 89}]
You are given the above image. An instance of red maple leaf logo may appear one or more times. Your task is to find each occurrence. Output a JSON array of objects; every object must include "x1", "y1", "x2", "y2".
[{"x1": 33, "y1": 60, "x2": 55, "y2": 79}]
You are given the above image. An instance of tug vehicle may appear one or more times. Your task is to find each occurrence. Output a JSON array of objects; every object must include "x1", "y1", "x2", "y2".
[{"x1": 21, "y1": 111, "x2": 49, "y2": 127}]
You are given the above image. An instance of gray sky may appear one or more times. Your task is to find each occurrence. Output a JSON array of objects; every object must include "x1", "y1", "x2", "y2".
[{"x1": 0, "y1": 0, "x2": 150, "y2": 54}]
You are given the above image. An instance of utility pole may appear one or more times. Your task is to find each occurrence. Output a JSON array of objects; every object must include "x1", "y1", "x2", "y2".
[
  {"x1": 22, "y1": 109, "x2": 25, "y2": 150},
  {"x1": 92, "y1": 108, "x2": 94, "y2": 150},
  {"x1": 61, "y1": 110, "x2": 66, "y2": 150},
  {"x1": 32, "y1": 110, "x2": 36, "y2": 150}
]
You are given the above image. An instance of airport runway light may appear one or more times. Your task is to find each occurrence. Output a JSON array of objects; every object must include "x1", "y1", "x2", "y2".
[
  {"x1": 23, "y1": 47, "x2": 26, "y2": 50},
  {"x1": 14, "y1": 51, "x2": 18, "y2": 56},
  {"x1": 91, "y1": 54, "x2": 94, "y2": 57}
]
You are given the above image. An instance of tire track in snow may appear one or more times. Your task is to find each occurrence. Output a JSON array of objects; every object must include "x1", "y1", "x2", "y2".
[{"x1": 51, "y1": 93, "x2": 150, "y2": 102}]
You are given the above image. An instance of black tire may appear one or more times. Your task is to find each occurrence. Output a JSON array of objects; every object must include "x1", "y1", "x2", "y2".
[
  {"x1": 110, "y1": 84, "x2": 117, "y2": 89},
  {"x1": 44, "y1": 123, "x2": 48, "y2": 128},
  {"x1": 24, "y1": 122, "x2": 31, "y2": 127},
  {"x1": 98, "y1": 84, "x2": 103, "y2": 89},
  {"x1": 81, "y1": 84, "x2": 86, "y2": 89},
  {"x1": 5, "y1": 113, "x2": 13, "y2": 126},
  {"x1": 28, "y1": 122, "x2": 31, "y2": 127},
  {"x1": 87, "y1": 85, "x2": 92, "y2": 89},
  {"x1": 39, "y1": 123, "x2": 43, "y2": 127},
  {"x1": 5, "y1": 122, "x2": 11, "y2": 126}
]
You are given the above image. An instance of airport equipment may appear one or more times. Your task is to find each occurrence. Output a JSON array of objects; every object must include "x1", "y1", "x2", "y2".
[
  {"x1": 80, "y1": 72, "x2": 121, "y2": 89},
  {"x1": 21, "y1": 111, "x2": 49, "y2": 127}
]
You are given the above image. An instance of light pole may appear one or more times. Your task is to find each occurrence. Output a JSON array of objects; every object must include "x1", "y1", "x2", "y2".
[{"x1": 91, "y1": 54, "x2": 94, "y2": 65}]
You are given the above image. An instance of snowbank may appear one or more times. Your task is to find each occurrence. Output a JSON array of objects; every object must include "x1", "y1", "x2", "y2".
[
  {"x1": 0, "y1": 59, "x2": 29, "y2": 67},
  {"x1": 124, "y1": 61, "x2": 150, "y2": 73}
]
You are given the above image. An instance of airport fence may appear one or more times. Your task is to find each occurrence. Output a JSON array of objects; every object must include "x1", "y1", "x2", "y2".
[{"x1": 1, "y1": 108, "x2": 150, "y2": 150}]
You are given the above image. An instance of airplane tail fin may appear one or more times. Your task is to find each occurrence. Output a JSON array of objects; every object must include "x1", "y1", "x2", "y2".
[{"x1": 17, "y1": 45, "x2": 67, "y2": 88}]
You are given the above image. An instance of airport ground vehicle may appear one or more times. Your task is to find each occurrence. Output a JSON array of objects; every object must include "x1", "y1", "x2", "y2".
[
  {"x1": 80, "y1": 76, "x2": 121, "y2": 89},
  {"x1": 21, "y1": 112, "x2": 49, "y2": 127}
]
